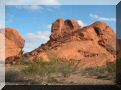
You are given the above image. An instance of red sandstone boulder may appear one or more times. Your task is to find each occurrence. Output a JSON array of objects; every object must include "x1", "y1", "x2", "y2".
[{"x1": 5, "y1": 28, "x2": 25, "y2": 64}]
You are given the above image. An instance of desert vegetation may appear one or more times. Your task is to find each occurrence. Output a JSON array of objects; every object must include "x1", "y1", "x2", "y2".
[
  {"x1": 6, "y1": 57, "x2": 75, "y2": 84},
  {"x1": 5, "y1": 56, "x2": 115, "y2": 85},
  {"x1": 83, "y1": 62, "x2": 116, "y2": 80}
]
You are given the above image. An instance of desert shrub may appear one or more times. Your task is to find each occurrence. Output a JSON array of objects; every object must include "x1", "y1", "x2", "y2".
[
  {"x1": 22, "y1": 57, "x2": 74, "y2": 76},
  {"x1": 21, "y1": 57, "x2": 75, "y2": 83},
  {"x1": 85, "y1": 62, "x2": 115, "y2": 73},
  {"x1": 32, "y1": 56, "x2": 44, "y2": 64},
  {"x1": 5, "y1": 70, "x2": 23, "y2": 82},
  {"x1": 84, "y1": 62, "x2": 116, "y2": 80},
  {"x1": 17, "y1": 56, "x2": 24, "y2": 64},
  {"x1": 6, "y1": 70, "x2": 18, "y2": 82},
  {"x1": 47, "y1": 76, "x2": 58, "y2": 83},
  {"x1": 106, "y1": 62, "x2": 116, "y2": 73}
]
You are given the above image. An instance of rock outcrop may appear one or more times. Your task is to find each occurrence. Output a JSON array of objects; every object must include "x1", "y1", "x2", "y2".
[
  {"x1": 50, "y1": 19, "x2": 81, "y2": 40},
  {"x1": 25, "y1": 19, "x2": 117, "y2": 68},
  {"x1": 5, "y1": 28, "x2": 25, "y2": 64},
  {"x1": 0, "y1": 30, "x2": 5, "y2": 61}
]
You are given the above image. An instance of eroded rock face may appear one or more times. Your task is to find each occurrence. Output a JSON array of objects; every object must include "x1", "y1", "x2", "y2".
[
  {"x1": 50, "y1": 19, "x2": 81, "y2": 40},
  {"x1": 25, "y1": 19, "x2": 117, "y2": 68},
  {"x1": 0, "y1": 31, "x2": 5, "y2": 61},
  {"x1": 5, "y1": 28, "x2": 25, "y2": 64}
]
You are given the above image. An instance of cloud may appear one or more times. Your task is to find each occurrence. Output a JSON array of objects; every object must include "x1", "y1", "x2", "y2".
[
  {"x1": 89, "y1": 14, "x2": 116, "y2": 22},
  {"x1": 25, "y1": 31, "x2": 50, "y2": 42},
  {"x1": 16, "y1": 5, "x2": 43, "y2": 11},
  {"x1": 15, "y1": 5, "x2": 60, "y2": 12},
  {"x1": 0, "y1": 23, "x2": 5, "y2": 29},
  {"x1": 23, "y1": 42, "x2": 42, "y2": 52},
  {"x1": 23, "y1": 31, "x2": 50, "y2": 52},
  {"x1": 77, "y1": 20, "x2": 86, "y2": 27},
  {"x1": 6, "y1": 0, "x2": 60, "y2": 5}
]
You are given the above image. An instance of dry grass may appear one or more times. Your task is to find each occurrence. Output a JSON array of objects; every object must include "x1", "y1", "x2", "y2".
[
  {"x1": 5, "y1": 57, "x2": 116, "y2": 85},
  {"x1": 83, "y1": 62, "x2": 116, "y2": 80},
  {"x1": 6, "y1": 57, "x2": 75, "y2": 84}
]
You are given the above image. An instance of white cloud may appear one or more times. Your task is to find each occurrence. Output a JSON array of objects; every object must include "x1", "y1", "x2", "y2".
[
  {"x1": 25, "y1": 31, "x2": 50, "y2": 42},
  {"x1": 23, "y1": 42, "x2": 42, "y2": 52},
  {"x1": 6, "y1": 0, "x2": 60, "y2": 5},
  {"x1": 16, "y1": 5, "x2": 43, "y2": 11},
  {"x1": 89, "y1": 14, "x2": 116, "y2": 22},
  {"x1": 24, "y1": 31, "x2": 51, "y2": 52},
  {"x1": 15, "y1": 5, "x2": 60, "y2": 12},
  {"x1": 0, "y1": 23, "x2": 4, "y2": 29},
  {"x1": 77, "y1": 20, "x2": 86, "y2": 27}
]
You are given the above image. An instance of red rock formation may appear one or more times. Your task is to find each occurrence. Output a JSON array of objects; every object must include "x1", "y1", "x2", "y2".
[
  {"x1": 50, "y1": 19, "x2": 81, "y2": 40},
  {"x1": 0, "y1": 31, "x2": 5, "y2": 61},
  {"x1": 5, "y1": 28, "x2": 25, "y2": 64},
  {"x1": 26, "y1": 19, "x2": 117, "y2": 68}
]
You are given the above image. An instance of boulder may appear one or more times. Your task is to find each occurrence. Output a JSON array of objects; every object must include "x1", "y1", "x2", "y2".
[{"x1": 5, "y1": 28, "x2": 25, "y2": 64}]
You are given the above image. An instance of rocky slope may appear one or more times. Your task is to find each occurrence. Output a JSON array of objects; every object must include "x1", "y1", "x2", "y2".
[
  {"x1": 4, "y1": 28, "x2": 25, "y2": 64},
  {"x1": 24, "y1": 19, "x2": 117, "y2": 68}
]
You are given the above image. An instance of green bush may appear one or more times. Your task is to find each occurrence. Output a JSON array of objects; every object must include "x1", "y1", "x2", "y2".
[
  {"x1": 21, "y1": 57, "x2": 75, "y2": 83},
  {"x1": 84, "y1": 62, "x2": 116, "y2": 80},
  {"x1": 106, "y1": 62, "x2": 116, "y2": 73}
]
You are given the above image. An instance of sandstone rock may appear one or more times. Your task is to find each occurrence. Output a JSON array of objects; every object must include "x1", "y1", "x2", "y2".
[
  {"x1": 50, "y1": 19, "x2": 81, "y2": 40},
  {"x1": 64, "y1": 19, "x2": 81, "y2": 30},
  {"x1": 0, "y1": 31, "x2": 5, "y2": 61},
  {"x1": 38, "y1": 52, "x2": 49, "y2": 62},
  {"x1": 92, "y1": 21, "x2": 107, "y2": 31},
  {"x1": 25, "y1": 19, "x2": 117, "y2": 68},
  {"x1": 5, "y1": 28, "x2": 25, "y2": 64}
]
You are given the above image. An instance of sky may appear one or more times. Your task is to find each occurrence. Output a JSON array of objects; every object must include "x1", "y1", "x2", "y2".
[
  {"x1": 5, "y1": 5, "x2": 116, "y2": 52},
  {"x1": 5, "y1": 0, "x2": 120, "y2": 5}
]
